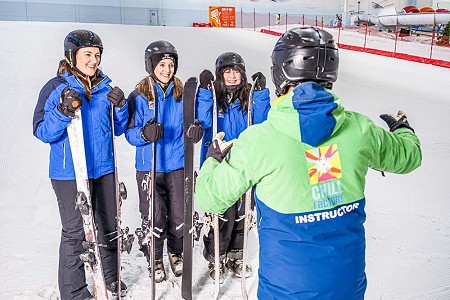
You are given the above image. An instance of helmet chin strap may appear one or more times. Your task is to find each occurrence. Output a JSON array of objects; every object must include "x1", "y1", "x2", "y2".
[
  {"x1": 276, "y1": 80, "x2": 290, "y2": 97},
  {"x1": 66, "y1": 57, "x2": 91, "y2": 84},
  {"x1": 65, "y1": 58, "x2": 93, "y2": 90},
  {"x1": 74, "y1": 67, "x2": 88, "y2": 79}
]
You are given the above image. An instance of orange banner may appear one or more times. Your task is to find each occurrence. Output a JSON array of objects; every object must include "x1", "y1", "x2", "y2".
[{"x1": 209, "y1": 6, "x2": 236, "y2": 28}]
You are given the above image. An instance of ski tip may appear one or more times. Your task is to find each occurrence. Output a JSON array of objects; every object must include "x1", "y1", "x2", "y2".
[{"x1": 185, "y1": 76, "x2": 198, "y2": 83}]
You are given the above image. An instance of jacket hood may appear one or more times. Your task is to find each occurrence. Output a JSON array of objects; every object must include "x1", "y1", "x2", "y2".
[{"x1": 268, "y1": 82, "x2": 344, "y2": 146}]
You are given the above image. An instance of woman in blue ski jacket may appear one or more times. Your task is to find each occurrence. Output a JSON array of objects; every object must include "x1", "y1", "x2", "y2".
[
  {"x1": 32, "y1": 30, "x2": 128, "y2": 299},
  {"x1": 195, "y1": 52, "x2": 271, "y2": 282},
  {"x1": 125, "y1": 40, "x2": 202, "y2": 283}
]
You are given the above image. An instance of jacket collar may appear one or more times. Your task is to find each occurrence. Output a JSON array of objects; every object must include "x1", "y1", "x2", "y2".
[{"x1": 269, "y1": 82, "x2": 344, "y2": 146}]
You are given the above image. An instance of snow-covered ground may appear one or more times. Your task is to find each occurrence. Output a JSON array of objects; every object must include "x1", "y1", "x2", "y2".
[{"x1": 0, "y1": 20, "x2": 449, "y2": 300}]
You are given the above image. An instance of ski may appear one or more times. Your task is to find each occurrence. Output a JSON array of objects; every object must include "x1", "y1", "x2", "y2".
[
  {"x1": 110, "y1": 104, "x2": 133, "y2": 299},
  {"x1": 148, "y1": 78, "x2": 158, "y2": 300},
  {"x1": 67, "y1": 109, "x2": 109, "y2": 300},
  {"x1": 210, "y1": 81, "x2": 221, "y2": 300},
  {"x1": 181, "y1": 76, "x2": 199, "y2": 300},
  {"x1": 241, "y1": 78, "x2": 258, "y2": 299}
]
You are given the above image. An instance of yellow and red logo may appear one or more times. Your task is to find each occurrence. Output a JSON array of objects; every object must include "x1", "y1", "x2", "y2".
[{"x1": 305, "y1": 144, "x2": 342, "y2": 185}]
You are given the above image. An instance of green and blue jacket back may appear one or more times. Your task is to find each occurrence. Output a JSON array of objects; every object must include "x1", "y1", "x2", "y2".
[{"x1": 196, "y1": 82, "x2": 422, "y2": 299}]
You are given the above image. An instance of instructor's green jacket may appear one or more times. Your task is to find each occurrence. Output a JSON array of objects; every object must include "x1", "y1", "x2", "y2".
[{"x1": 196, "y1": 81, "x2": 421, "y2": 300}]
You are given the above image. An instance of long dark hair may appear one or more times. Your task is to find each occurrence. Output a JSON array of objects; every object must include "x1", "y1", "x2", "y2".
[{"x1": 215, "y1": 66, "x2": 250, "y2": 112}]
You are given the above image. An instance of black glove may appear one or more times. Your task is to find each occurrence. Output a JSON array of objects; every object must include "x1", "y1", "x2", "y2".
[
  {"x1": 251, "y1": 72, "x2": 266, "y2": 91},
  {"x1": 107, "y1": 86, "x2": 126, "y2": 108},
  {"x1": 186, "y1": 120, "x2": 203, "y2": 143},
  {"x1": 380, "y1": 110, "x2": 414, "y2": 132},
  {"x1": 199, "y1": 69, "x2": 214, "y2": 90},
  {"x1": 58, "y1": 86, "x2": 83, "y2": 118},
  {"x1": 206, "y1": 132, "x2": 234, "y2": 163},
  {"x1": 141, "y1": 118, "x2": 164, "y2": 143}
]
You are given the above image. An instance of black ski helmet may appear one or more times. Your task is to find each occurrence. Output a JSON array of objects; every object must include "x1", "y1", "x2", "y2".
[
  {"x1": 271, "y1": 26, "x2": 339, "y2": 96},
  {"x1": 64, "y1": 30, "x2": 103, "y2": 67},
  {"x1": 215, "y1": 52, "x2": 246, "y2": 78},
  {"x1": 144, "y1": 40, "x2": 178, "y2": 75}
]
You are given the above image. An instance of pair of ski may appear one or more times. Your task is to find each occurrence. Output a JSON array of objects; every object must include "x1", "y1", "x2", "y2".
[
  {"x1": 181, "y1": 77, "x2": 258, "y2": 300},
  {"x1": 133, "y1": 77, "x2": 200, "y2": 300},
  {"x1": 67, "y1": 100, "x2": 133, "y2": 299}
]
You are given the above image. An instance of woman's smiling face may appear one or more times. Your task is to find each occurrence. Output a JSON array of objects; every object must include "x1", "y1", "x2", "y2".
[{"x1": 75, "y1": 47, "x2": 101, "y2": 76}]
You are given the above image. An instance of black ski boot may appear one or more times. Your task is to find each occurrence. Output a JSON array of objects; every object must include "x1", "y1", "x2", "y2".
[
  {"x1": 226, "y1": 249, "x2": 252, "y2": 278},
  {"x1": 207, "y1": 253, "x2": 226, "y2": 284},
  {"x1": 136, "y1": 218, "x2": 151, "y2": 262},
  {"x1": 149, "y1": 258, "x2": 166, "y2": 283},
  {"x1": 106, "y1": 280, "x2": 127, "y2": 297},
  {"x1": 168, "y1": 252, "x2": 183, "y2": 277}
]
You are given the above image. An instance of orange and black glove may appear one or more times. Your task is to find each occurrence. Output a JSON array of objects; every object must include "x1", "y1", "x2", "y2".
[{"x1": 58, "y1": 86, "x2": 83, "y2": 118}]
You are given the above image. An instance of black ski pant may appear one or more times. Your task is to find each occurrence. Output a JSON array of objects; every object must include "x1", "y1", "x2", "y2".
[
  {"x1": 136, "y1": 169, "x2": 184, "y2": 260},
  {"x1": 51, "y1": 173, "x2": 118, "y2": 300},
  {"x1": 203, "y1": 195, "x2": 246, "y2": 260}
]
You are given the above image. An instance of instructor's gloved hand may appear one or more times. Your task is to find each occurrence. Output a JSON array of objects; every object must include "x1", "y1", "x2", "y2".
[
  {"x1": 199, "y1": 69, "x2": 214, "y2": 90},
  {"x1": 141, "y1": 118, "x2": 164, "y2": 143},
  {"x1": 107, "y1": 86, "x2": 126, "y2": 108},
  {"x1": 251, "y1": 72, "x2": 266, "y2": 91},
  {"x1": 186, "y1": 119, "x2": 203, "y2": 143},
  {"x1": 206, "y1": 132, "x2": 234, "y2": 163},
  {"x1": 380, "y1": 110, "x2": 414, "y2": 132},
  {"x1": 58, "y1": 86, "x2": 83, "y2": 118}
]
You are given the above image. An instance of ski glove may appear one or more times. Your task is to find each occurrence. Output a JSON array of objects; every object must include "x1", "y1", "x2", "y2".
[
  {"x1": 199, "y1": 69, "x2": 214, "y2": 90},
  {"x1": 380, "y1": 110, "x2": 414, "y2": 132},
  {"x1": 141, "y1": 118, "x2": 164, "y2": 143},
  {"x1": 58, "y1": 86, "x2": 83, "y2": 118},
  {"x1": 107, "y1": 86, "x2": 126, "y2": 108},
  {"x1": 206, "y1": 132, "x2": 234, "y2": 163},
  {"x1": 186, "y1": 119, "x2": 204, "y2": 143},
  {"x1": 251, "y1": 72, "x2": 266, "y2": 91}
]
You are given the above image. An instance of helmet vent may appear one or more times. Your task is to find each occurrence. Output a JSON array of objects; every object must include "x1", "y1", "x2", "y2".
[
  {"x1": 283, "y1": 59, "x2": 293, "y2": 67},
  {"x1": 301, "y1": 38, "x2": 315, "y2": 43}
]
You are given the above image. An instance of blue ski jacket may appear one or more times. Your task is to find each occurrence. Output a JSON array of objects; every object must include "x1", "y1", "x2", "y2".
[
  {"x1": 196, "y1": 87, "x2": 271, "y2": 166},
  {"x1": 33, "y1": 71, "x2": 129, "y2": 180},
  {"x1": 125, "y1": 82, "x2": 184, "y2": 173}
]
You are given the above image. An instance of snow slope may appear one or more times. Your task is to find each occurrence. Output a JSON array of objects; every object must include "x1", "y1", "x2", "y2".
[{"x1": 0, "y1": 21, "x2": 449, "y2": 299}]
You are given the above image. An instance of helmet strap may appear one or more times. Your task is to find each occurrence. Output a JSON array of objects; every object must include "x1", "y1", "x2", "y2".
[
  {"x1": 315, "y1": 66, "x2": 325, "y2": 79},
  {"x1": 65, "y1": 56, "x2": 89, "y2": 79},
  {"x1": 276, "y1": 81, "x2": 289, "y2": 97},
  {"x1": 73, "y1": 67, "x2": 88, "y2": 80}
]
